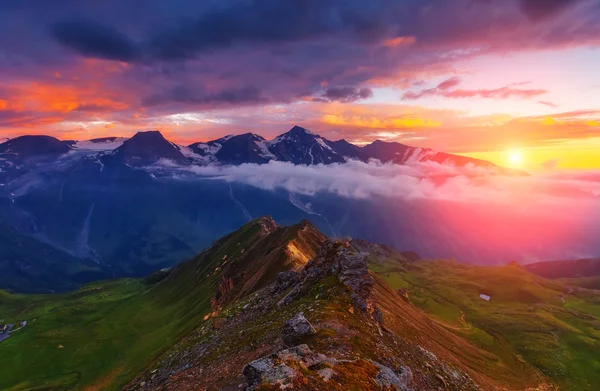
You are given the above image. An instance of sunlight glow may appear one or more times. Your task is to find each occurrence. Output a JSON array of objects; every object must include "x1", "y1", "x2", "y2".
[{"x1": 508, "y1": 149, "x2": 523, "y2": 166}]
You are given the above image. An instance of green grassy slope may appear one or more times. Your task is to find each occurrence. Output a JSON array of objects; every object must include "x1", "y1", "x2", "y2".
[
  {"x1": 370, "y1": 258, "x2": 600, "y2": 391},
  {"x1": 0, "y1": 217, "x2": 324, "y2": 391},
  {"x1": 0, "y1": 278, "x2": 209, "y2": 391}
]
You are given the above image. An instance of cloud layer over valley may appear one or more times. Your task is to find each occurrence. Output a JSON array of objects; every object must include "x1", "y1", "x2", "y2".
[{"x1": 153, "y1": 160, "x2": 600, "y2": 262}]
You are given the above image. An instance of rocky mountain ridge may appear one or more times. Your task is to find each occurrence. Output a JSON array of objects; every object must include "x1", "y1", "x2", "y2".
[
  {"x1": 1, "y1": 126, "x2": 516, "y2": 173},
  {"x1": 125, "y1": 219, "x2": 552, "y2": 391}
]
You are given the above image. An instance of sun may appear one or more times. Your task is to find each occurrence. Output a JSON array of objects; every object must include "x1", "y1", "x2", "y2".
[{"x1": 507, "y1": 149, "x2": 523, "y2": 166}]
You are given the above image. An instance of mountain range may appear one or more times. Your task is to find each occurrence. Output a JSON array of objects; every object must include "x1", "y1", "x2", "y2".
[
  {"x1": 1, "y1": 126, "x2": 598, "y2": 294},
  {"x1": 1, "y1": 218, "x2": 598, "y2": 390},
  {"x1": 1, "y1": 125, "x2": 515, "y2": 172}
]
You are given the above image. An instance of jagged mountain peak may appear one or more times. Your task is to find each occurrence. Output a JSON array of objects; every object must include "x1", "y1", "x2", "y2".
[
  {"x1": 275, "y1": 125, "x2": 316, "y2": 141},
  {"x1": 175, "y1": 125, "x2": 521, "y2": 172},
  {"x1": 0, "y1": 126, "x2": 520, "y2": 173},
  {"x1": 194, "y1": 132, "x2": 275, "y2": 164},
  {"x1": 288, "y1": 125, "x2": 314, "y2": 135},
  {"x1": 267, "y1": 126, "x2": 345, "y2": 165},
  {"x1": 236, "y1": 132, "x2": 266, "y2": 141}
]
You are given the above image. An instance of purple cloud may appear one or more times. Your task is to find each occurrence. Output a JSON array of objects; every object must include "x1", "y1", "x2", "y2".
[
  {"x1": 313, "y1": 87, "x2": 373, "y2": 103},
  {"x1": 403, "y1": 77, "x2": 548, "y2": 100},
  {"x1": 0, "y1": 0, "x2": 598, "y2": 135}
]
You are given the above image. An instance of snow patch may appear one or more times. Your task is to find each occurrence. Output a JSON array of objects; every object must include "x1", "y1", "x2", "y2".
[
  {"x1": 178, "y1": 144, "x2": 215, "y2": 164},
  {"x1": 192, "y1": 142, "x2": 222, "y2": 156},
  {"x1": 255, "y1": 139, "x2": 277, "y2": 160},
  {"x1": 315, "y1": 137, "x2": 333, "y2": 152},
  {"x1": 405, "y1": 148, "x2": 438, "y2": 164},
  {"x1": 71, "y1": 138, "x2": 127, "y2": 151}
]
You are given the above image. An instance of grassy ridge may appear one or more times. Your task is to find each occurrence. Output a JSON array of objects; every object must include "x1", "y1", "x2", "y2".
[
  {"x1": 0, "y1": 217, "x2": 323, "y2": 390},
  {"x1": 370, "y1": 259, "x2": 600, "y2": 391},
  {"x1": 0, "y1": 221, "x2": 260, "y2": 390}
]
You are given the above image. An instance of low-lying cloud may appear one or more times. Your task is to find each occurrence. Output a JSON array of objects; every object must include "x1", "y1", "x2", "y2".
[
  {"x1": 164, "y1": 159, "x2": 599, "y2": 261},
  {"x1": 159, "y1": 160, "x2": 600, "y2": 211}
]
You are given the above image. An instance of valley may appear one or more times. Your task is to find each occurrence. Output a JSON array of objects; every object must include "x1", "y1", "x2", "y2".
[{"x1": 0, "y1": 218, "x2": 598, "y2": 390}]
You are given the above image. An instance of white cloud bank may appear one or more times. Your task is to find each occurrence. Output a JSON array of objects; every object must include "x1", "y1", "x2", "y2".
[{"x1": 170, "y1": 160, "x2": 600, "y2": 211}]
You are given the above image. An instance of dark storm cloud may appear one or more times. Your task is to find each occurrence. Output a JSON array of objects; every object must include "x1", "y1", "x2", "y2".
[
  {"x1": 314, "y1": 87, "x2": 374, "y2": 103},
  {"x1": 0, "y1": 0, "x2": 598, "y2": 130},
  {"x1": 36, "y1": 0, "x2": 600, "y2": 72},
  {"x1": 145, "y1": 0, "x2": 394, "y2": 61},
  {"x1": 47, "y1": 0, "x2": 398, "y2": 62},
  {"x1": 51, "y1": 19, "x2": 140, "y2": 62}
]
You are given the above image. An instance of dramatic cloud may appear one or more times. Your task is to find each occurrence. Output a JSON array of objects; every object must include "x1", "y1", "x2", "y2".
[
  {"x1": 52, "y1": 19, "x2": 140, "y2": 62},
  {"x1": 144, "y1": 0, "x2": 394, "y2": 61},
  {"x1": 0, "y1": 0, "x2": 599, "y2": 167}
]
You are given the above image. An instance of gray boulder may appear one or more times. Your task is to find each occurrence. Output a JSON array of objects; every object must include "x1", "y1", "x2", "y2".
[
  {"x1": 282, "y1": 312, "x2": 316, "y2": 346},
  {"x1": 372, "y1": 361, "x2": 413, "y2": 391}
]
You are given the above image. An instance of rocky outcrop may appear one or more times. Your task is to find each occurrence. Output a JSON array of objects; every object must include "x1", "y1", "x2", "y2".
[
  {"x1": 243, "y1": 344, "x2": 326, "y2": 390},
  {"x1": 277, "y1": 240, "x2": 382, "y2": 322},
  {"x1": 281, "y1": 312, "x2": 316, "y2": 346},
  {"x1": 271, "y1": 271, "x2": 299, "y2": 295},
  {"x1": 212, "y1": 276, "x2": 234, "y2": 307},
  {"x1": 256, "y1": 216, "x2": 279, "y2": 235}
]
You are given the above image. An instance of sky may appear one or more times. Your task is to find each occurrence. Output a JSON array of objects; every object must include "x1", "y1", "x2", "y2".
[{"x1": 0, "y1": 0, "x2": 599, "y2": 169}]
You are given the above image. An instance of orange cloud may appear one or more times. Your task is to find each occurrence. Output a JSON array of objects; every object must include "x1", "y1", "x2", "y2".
[
  {"x1": 383, "y1": 36, "x2": 416, "y2": 47},
  {"x1": 322, "y1": 113, "x2": 441, "y2": 129},
  {"x1": 12, "y1": 82, "x2": 129, "y2": 114}
]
